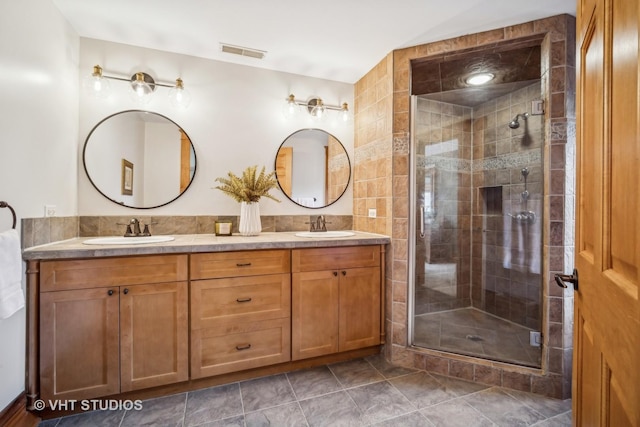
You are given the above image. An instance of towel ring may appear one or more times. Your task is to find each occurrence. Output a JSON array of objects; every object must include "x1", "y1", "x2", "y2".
[{"x1": 0, "y1": 201, "x2": 17, "y2": 229}]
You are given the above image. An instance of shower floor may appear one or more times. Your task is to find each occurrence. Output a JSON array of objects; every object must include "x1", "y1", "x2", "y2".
[{"x1": 413, "y1": 307, "x2": 541, "y2": 367}]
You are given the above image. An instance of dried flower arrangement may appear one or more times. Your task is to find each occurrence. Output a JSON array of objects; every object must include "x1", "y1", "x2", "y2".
[{"x1": 214, "y1": 165, "x2": 281, "y2": 203}]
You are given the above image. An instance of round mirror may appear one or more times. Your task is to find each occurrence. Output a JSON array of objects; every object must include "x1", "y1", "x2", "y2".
[
  {"x1": 83, "y1": 110, "x2": 196, "y2": 209},
  {"x1": 275, "y1": 129, "x2": 350, "y2": 208}
]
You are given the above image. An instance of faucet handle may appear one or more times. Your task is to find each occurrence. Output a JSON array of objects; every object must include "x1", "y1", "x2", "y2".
[
  {"x1": 123, "y1": 224, "x2": 135, "y2": 237},
  {"x1": 141, "y1": 224, "x2": 152, "y2": 236}
]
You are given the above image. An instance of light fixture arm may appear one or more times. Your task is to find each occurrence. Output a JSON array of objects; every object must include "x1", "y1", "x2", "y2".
[
  {"x1": 91, "y1": 65, "x2": 180, "y2": 88},
  {"x1": 87, "y1": 64, "x2": 191, "y2": 108},
  {"x1": 286, "y1": 94, "x2": 348, "y2": 113}
]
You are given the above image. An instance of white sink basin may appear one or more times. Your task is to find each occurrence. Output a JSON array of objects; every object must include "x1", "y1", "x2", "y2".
[
  {"x1": 82, "y1": 236, "x2": 175, "y2": 245},
  {"x1": 295, "y1": 231, "x2": 355, "y2": 238}
]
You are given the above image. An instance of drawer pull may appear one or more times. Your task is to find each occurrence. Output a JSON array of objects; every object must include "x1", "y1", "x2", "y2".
[
  {"x1": 236, "y1": 262, "x2": 252, "y2": 267},
  {"x1": 236, "y1": 343, "x2": 252, "y2": 351},
  {"x1": 236, "y1": 297, "x2": 252, "y2": 303}
]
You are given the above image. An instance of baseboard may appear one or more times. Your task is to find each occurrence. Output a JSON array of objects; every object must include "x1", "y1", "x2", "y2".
[{"x1": 0, "y1": 392, "x2": 40, "y2": 427}]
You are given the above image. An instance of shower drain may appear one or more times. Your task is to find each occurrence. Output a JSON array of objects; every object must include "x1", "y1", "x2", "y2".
[{"x1": 466, "y1": 335, "x2": 484, "y2": 342}]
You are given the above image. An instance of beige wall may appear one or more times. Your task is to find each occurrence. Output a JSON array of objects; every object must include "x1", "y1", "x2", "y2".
[{"x1": 354, "y1": 14, "x2": 575, "y2": 399}]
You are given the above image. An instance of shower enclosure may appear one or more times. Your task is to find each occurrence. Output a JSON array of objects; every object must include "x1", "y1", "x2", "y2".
[{"x1": 409, "y1": 81, "x2": 544, "y2": 368}]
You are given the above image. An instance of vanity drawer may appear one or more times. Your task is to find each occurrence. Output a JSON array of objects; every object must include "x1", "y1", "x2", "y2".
[
  {"x1": 191, "y1": 274, "x2": 290, "y2": 323},
  {"x1": 292, "y1": 245, "x2": 380, "y2": 273},
  {"x1": 190, "y1": 249, "x2": 290, "y2": 279},
  {"x1": 40, "y1": 255, "x2": 188, "y2": 292},
  {"x1": 191, "y1": 318, "x2": 291, "y2": 378}
]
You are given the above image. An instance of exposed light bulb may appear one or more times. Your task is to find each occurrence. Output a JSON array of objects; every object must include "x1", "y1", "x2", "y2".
[
  {"x1": 168, "y1": 78, "x2": 191, "y2": 108},
  {"x1": 311, "y1": 98, "x2": 326, "y2": 121},
  {"x1": 282, "y1": 94, "x2": 299, "y2": 119},
  {"x1": 83, "y1": 65, "x2": 111, "y2": 98},
  {"x1": 340, "y1": 102, "x2": 350, "y2": 122},
  {"x1": 129, "y1": 72, "x2": 154, "y2": 104}
]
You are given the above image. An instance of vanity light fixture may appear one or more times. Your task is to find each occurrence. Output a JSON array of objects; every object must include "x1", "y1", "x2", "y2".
[
  {"x1": 465, "y1": 73, "x2": 495, "y2": 86},
  {"x1": 283, "y1": 94, "x2": 350, "y2": 122},
  {"x1": 84, "y1": 65, "x2": 192, "y2": 108}
]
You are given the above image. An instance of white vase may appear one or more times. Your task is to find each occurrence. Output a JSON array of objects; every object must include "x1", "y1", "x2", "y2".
[{"x1": 239, "y1": 201, "x2": 261, "y2": 236}]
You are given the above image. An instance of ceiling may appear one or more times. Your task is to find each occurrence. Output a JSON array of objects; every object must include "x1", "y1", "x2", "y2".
[
  {"x1": 412, "y1": 35, "x2": 544, "y2": 107},
  {"x1": 52, "y1": 0, "x2": 575, "y2": 84}
]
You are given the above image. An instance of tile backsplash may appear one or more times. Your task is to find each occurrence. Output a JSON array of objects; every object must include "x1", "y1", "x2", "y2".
[{"x1": 21, "y1": 214, "x2": 353, "y2": 249}]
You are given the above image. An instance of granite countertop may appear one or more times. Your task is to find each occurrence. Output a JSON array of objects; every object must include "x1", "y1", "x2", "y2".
[{"x1": 22, "y1": 231, "x2": 391, "y2": 260}]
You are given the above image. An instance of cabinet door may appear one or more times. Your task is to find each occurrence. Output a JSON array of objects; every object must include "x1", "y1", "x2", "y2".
[
  {"x1": 292, "y1": 270, "x2": 339, "y2": 360},
  {"x1": 339, "y1": 267, "x2": 381, "y2": 351},
  {"x1": 120, "y1": 282, "x2": 188, "y2": 392},
  {"x1": 40, "y1": 287, "x2": 120, "y2": 401}
]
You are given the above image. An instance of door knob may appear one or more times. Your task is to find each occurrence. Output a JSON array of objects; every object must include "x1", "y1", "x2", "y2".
[{"x1": 555, "y1": 268, "x2": 578, "y2": 291}]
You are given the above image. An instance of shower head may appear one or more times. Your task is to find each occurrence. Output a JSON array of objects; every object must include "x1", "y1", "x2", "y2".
[{"x1": 508, "y1": 112, "x2": 529, "y2": 129}]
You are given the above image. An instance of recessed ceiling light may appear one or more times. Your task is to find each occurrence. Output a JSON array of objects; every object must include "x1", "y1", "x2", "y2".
[{"x1": 466, "y1": 73, "x2": 494, "y2": 86}]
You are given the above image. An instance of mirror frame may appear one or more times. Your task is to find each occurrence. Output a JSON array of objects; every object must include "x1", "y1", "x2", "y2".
[
  {"x1": 274, "y1": 128, "x2": 351, "y2": 209},
  {"x1": 83, "y1": 110, "x2": 197, "y2": 209}
]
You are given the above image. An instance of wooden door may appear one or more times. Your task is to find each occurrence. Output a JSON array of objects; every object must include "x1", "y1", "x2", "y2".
[
  {"x1": 40, "y1": 287, "x2": 120, "y2": 401},
  {"x1": 338, "y1": 267, "x2": 381, "y2": 351},
  {"x1": 291, "y1": 270, "x2": 339, "y2": 360},
  {"x1": 275, "y1": 146, "x2": 293, "y2": 196},
  {"x1": 575, "y1": 0, "x2": 640, "y2": 424},
  {"x1": 120, "y1": 282, "x2": 189, "y2": 392},
  {"x1": 179, "y1": 130, "x2": 191, "y2": 192}
]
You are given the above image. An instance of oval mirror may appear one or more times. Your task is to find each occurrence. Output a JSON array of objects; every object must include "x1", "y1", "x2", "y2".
[
  {"x1": 275, "y1": 129, "x2": 350, "y2": 208},
  {"x1": 83, "y1": 110, "x2": 196, "y2": 209}
]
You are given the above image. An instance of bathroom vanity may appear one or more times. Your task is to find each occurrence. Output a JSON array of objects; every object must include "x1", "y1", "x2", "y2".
[{"x1": 22, "y1": 232, "x2": 388, "y2": 411}]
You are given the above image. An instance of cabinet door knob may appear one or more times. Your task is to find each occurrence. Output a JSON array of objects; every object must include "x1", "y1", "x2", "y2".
[
  {"x1": 108, "y1": 290, "x2": 114, "y2": 296},
  {"x1": 123, "y1": 288, "x2": 129, "y2": 295},
  {"x1": 236, "y1": 344, "x2": 252, "y2": 351},
  {"x1": 236, "y1": 297, "x2": 252, "y2": 303},
  {"x1": 333, "y1": 271, "x2": 338, "y2": 276},
  {"x1": 341, "y1": 271, "x2": 347, "y2": 276}
]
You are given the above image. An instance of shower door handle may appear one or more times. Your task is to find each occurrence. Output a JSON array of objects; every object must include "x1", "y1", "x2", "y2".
[
  {"x1": 419, "y1": 205, "x2": 425, "y2": 238},
  {"x1": 555, "y1": 269, "x2": 579, "y2": 292}
]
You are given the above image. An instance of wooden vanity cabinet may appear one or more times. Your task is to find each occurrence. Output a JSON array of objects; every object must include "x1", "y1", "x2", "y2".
[
  {"x1": 291, "y1": 245, "x2": 382, "y2": 360},
  {"x1": 39, "y1": 255, "x2": 188, "y2": 401},
  {"x1": 190, "y1": 249, "x2": 291, "y2": 378}
]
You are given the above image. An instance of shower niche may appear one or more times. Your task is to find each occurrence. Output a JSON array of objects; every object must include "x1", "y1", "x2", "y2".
[
  {"x1": 410, "y1": 38, "x2": 544, "y2": 368},
  {"x1": 478, "y1": 186, "x2": 503, "y2": 215}
]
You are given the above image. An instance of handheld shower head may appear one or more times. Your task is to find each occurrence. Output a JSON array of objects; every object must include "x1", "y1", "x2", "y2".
[{"x1": 508, "y1": 112, "x2": 529, "y2": 129}]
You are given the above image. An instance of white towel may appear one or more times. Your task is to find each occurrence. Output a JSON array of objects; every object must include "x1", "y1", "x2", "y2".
[
  {"x1": 296, "y1": 197, "x2": 316, "y2": 207},
  {"x1": 0, "y1": 229, "x2": 24, "y2": 319}
]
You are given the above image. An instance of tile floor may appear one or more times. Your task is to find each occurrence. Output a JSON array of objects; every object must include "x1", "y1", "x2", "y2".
[
  {"x1": 38, "y1": 354, "x2": 571, "y2": 426},
  {"x1": 413, "y1": 307, "x2": 542, "y2": 367}
]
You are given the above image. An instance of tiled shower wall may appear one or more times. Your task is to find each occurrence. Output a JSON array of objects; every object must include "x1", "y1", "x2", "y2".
[
  {"x1": 472, "y1": 83, "x2": 544, "y2": 330},
  {"x1": 354, "y1": 14, "x2": 576, "y2": 399},
  {"x1": 327, "y1": 135, "x2": 351, "y2": 203}
]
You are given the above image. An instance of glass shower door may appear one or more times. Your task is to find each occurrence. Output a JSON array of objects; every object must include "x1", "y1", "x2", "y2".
[{"x1": 410, "y1": 89, "x2": 544, "y2": 368}]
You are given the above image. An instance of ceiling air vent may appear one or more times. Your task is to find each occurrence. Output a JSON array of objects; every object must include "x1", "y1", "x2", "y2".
[{"x1": 220, "y1": 43, "x2": 266, "y2": 60}]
